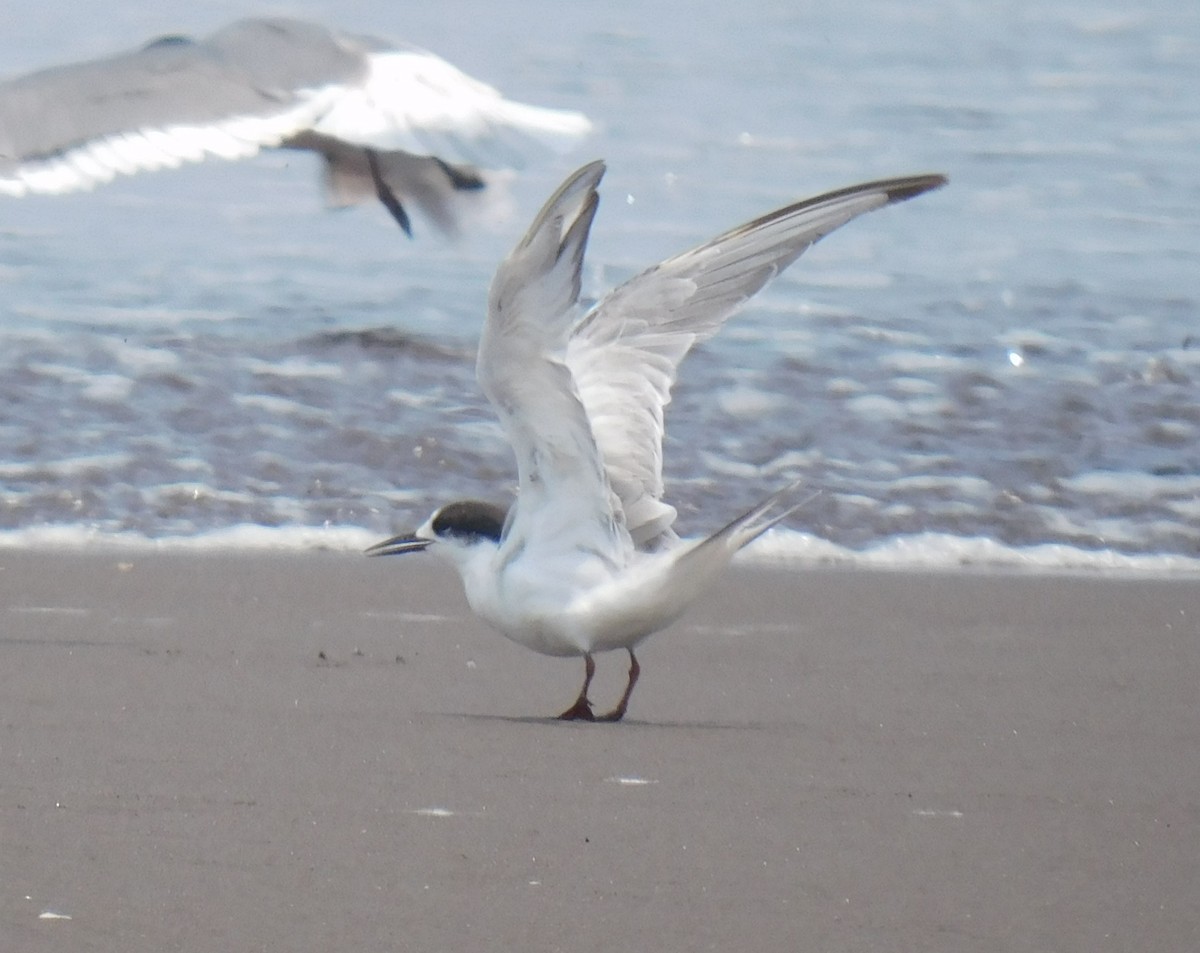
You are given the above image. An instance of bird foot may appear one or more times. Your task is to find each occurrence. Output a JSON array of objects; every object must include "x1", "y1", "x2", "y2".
[
  {"x1": 593, "y1": 706, "x2": 627, "y2": 723},
  {"x1": 557, "y1": 697, "x2": 595, "y2": 721}
]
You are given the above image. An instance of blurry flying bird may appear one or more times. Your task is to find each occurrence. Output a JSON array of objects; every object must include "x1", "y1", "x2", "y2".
[{"x1": 0, "y1": 17, "x2": 592, "y2": 237}]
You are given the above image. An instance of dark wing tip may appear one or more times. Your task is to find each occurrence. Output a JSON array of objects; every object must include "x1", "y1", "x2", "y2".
[
  {"x1": 513, "y1": 159, "x2": 607, "y2": 253},
  {"x1": 433, "y1": 158, "x2": 487, "y2": 192},
  {"x1": 883, "y1": 173, "x2": 949, "y2": 204},
  {"x1": 708, "y1": 171, "x2": 948, "y2": 246},
  {"x1": 142, "y1": 34, "x2": 195, "y2": 51}
]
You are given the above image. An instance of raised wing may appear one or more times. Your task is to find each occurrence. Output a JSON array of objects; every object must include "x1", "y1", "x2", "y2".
[
  {"x1": 567, "y1": 173, "x2": 948, "y2": 548},
  {"x1": 478, "y1": 160, "x2": 629, "y2": 557}
]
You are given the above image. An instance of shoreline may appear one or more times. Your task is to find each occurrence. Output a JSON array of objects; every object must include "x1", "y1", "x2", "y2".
[{"x1": 3, "y1": 524, "x2": 1200, "y2": 577}]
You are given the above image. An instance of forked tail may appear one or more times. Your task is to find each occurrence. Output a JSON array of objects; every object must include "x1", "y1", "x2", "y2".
[
  {"x1": 664, "y1": 480, "x2": 816, "y2": 606},
  {"x1": 698, "y1": 479, "x2": 817, "y2": 556}
]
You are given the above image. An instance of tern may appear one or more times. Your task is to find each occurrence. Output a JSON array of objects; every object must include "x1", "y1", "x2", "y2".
[
  {"x1": 0, "y1": 17, "x2": 592, "y2": 237},
  {"x1": 368, "y1": 161, "x2": 946, "y2": 720}
]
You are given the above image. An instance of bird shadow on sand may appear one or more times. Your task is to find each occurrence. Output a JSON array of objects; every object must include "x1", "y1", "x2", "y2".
[{"x1": 430, "y1": 711, "x2": 775, "y2": 731}]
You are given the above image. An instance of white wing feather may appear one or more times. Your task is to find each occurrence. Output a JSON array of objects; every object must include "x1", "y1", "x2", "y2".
[
  {"x1": 477, "y1": 161, "x2": 627, "y2": 556},
  {"x1": 312, "y1": 50, "x2": 592, "y2": 167},
  {"x1": 567, "y1": 174, "x2": 948, "y2": 547},
  {"x1": 477, "y1": 164, "x2": 945, "y2": 557}
]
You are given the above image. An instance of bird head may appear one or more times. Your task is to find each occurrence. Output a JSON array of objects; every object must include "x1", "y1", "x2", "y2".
[{"x1": 366, "y1": 500, "x2": 509, "y2": 561}]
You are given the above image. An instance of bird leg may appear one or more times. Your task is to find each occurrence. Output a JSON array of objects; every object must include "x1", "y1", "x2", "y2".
[
  {"x1": 596, "y1": 649, "x2": 640, "y2": 722},
  {"x1": 365, "y1": 148, "x2": 413, "y2": 237},
  {"x1": 558, "y1": 653, "x2": 596, "y2": 720}
]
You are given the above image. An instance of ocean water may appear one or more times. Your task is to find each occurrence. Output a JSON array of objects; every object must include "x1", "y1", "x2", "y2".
[{"x1": 2, "y1": 0, "x2": 1198, "y2": 571}]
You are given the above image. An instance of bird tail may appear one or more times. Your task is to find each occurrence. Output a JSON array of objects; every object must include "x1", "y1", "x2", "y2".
[
  {"x1": 694, "y1": 479, "x2": 816, "y2": 559},
  {"x1": 661, "y1": 480, "x2": 815, "y2": 608}
]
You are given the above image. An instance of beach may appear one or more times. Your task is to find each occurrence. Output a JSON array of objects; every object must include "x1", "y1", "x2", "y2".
[
  {"x1": 2, "y1": 550, "x2": 1197, "y2": 951},
  {"x1": 5, "y1": 1, "x2": 1199, "y2": 949}
]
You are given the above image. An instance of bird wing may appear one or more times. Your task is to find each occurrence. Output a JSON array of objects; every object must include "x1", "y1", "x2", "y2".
[
  {"x1": 309, "y1": 45, "x2": 593, "y2": 169},
  {"x1": 0, "y1": 19, "x2": 358, "y2": 196},
  {"x1": 478, "y1": 160, "x2": 630, "y2": 560},
  {"x1": 566, "y1": 173, "x2": 948, "y2": 548}
]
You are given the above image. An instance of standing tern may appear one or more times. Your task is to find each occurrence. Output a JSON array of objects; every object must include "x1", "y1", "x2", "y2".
[
  {"x1": 368, "y1": 161, "x2": 946, "y2": 720},
  {"x1": 0, "y1": 17, "x2": 592, "y2": 237}
]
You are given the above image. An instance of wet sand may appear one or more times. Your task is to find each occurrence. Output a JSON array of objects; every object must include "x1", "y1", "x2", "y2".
[{"x1": 2, "y1": 550, "x2": 1198, "y2": 952}]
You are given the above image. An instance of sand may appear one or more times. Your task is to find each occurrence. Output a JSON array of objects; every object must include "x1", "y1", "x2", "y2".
[{"x1": 2, "y1": 550, "x2": 1197, "y2": 952}]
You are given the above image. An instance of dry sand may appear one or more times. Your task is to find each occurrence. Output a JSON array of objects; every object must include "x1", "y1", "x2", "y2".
[{"x1": 2, "y1": 550, "x2": 1197, "y2": 952}]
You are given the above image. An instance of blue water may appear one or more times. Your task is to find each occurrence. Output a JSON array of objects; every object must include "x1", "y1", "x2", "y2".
[{"x1": 2, "y1": 0, "x2": 1199, "y2": 568}]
